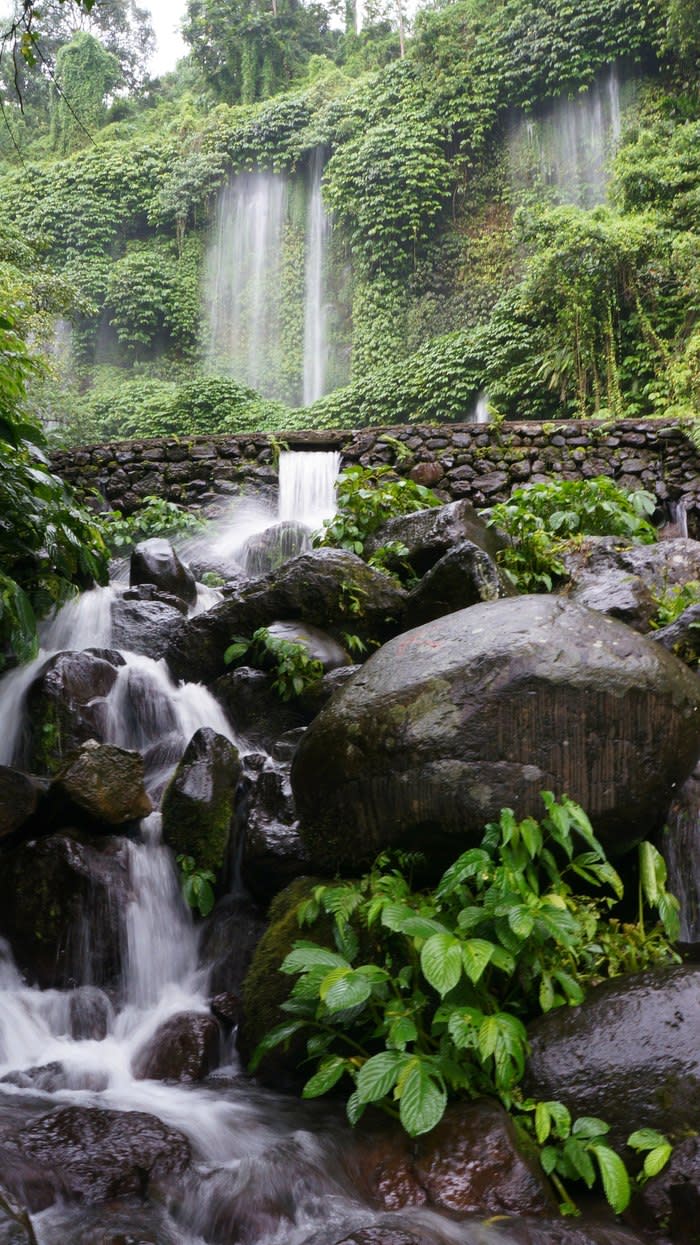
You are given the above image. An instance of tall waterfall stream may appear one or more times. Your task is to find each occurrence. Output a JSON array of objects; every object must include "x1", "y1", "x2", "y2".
[{"x1": 0, "y1": 454, "x2": 486, "y2": 1245}]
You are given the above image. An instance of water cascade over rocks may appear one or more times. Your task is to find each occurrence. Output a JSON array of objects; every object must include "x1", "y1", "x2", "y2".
[{"x1": 1, "y1": 455, "x2": 700, "y2": 1242}]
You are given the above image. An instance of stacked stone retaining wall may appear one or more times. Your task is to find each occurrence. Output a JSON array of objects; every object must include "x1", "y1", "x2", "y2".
[{"x1": 50, "y1": 419, "x2": 700, "y2": 523}]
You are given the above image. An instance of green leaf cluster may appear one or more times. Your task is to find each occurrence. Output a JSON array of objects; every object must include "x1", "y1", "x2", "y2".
[
  {"x1": 102, "y1": 494, "x2": 206, "y2": 553},
  {"x1": 176, "y1": 853, "x2": 216, "y2": 917},
  {"x1": 224, "y1": 625, "x2": 325, "y2": 700},
  {"x1": 252, "y1": 793, "x2": 679, "y2": 1209},
  {"x1": 483, "y1": 476, "x2": 658, "y2": 593},
  {"x1": 312, "y1": 464, "x2": 439, "y2": 559}
]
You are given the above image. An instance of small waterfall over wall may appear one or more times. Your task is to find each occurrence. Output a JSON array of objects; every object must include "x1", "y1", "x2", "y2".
[
  {"x1": 205, "y1": 171, "x2": 289, "y2": 394},
  {"x1": 278, "y1": 449, "x2": 341, "y2": 531},
  {"x1": 303, "y1": 148, "x2": 331, "y2": 406},
  {"x1": 508, "y1": 66, "x2": 629, "y2": 207}
]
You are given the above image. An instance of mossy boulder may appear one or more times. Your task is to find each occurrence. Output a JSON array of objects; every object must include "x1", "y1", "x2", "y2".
[
  {"x1": 238, "y1": 876, "x2": 329, "y2": 1090},
  {"x1": 161, "y1": 728, "x2": 241, "y2": 876}
]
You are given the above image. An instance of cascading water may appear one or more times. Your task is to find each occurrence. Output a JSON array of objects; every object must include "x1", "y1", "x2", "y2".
[
  {"x1": 278, "y1": 449, "x2": 341, "y2": 532},
  {"x1": 205, "y1": 171, "x2": 288, "y2": 394},
  {"x1": 302, "y1": 149, "x2": 331, "y2": 406},
  {"x1": 508, "y1": 65, "x2": 627, "y2": 207}
]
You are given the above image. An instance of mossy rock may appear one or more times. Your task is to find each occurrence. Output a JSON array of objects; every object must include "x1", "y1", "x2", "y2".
[
  {"x1": 238, "y1": 876, "x2": 330, "y2": 1090},
  {"x1": 161, "y1": 728, "x2": 241, "y2": 876}
]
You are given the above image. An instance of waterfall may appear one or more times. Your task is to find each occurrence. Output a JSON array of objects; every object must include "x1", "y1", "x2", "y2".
[
  {"x1": 278, "y1": 449, "x2": 341, "y2": 531},
  {"x1": 302, "y1": 149, "x2": 331, "y2": 406},
  {"x1": 508, "y1": 65, "x2": 626, "y2": 207},
  {"x1": 204, "y1": 171, "x2": 288, "y2": 394}
]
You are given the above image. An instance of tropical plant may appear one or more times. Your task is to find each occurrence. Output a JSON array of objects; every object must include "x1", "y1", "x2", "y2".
[
  {"x1": 484, "y1": 477, "x2": 657, "y2": 593},
  {"x1": 224, "y1": 625, "x2": 325, "y2": 700},
  {"x1": 102, "y1": 495, "x2": 206, "y2": 552},
  {"x1": 251, "y1": 793, "x2": 678, "y2": 1209},
  {"x1": 313, "y1": 464, "x2": 439, "y2": 558},
  {"x1": 177, "y1": 853, "x2": 216, "y2": 917},
  {"x1": 651, "y1": 579, "x2": 700, "y2": 628}
]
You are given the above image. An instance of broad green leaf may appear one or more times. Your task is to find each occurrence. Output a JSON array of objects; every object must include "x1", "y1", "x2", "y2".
[
  {"x1": 448, "y1": 1007, "x2": 484, "y2": 1049},
  {"x1": 397, "y1": 1059, "x2": 447, "y2": 1137},
  {"x1": 248, "y1": 1020, "x2": 306, "y2": 1072},
  {"x1": 462, "y1": 938, "x2": 494, "y2": 983},
  {"x1": 552, "y1": 970, "x2": 585, "y2": 1005},
  {"x1": 643, "y1": 1145, "x2": 672, "y2": 1178},
  {"x1": 388, "y1": 1015, "x2": 418, "y2": 1048},
  {"x1": 628, "y1": 1128, "x2": 670, "y2": 1151},
  {"x1": 302, "y1": 1056, "x2": 347, "y2": 1098},
  {"x1": 572, "y1": 1116, "x2": 609, "y2": 1139},
  {"x1": 420, "y1": 933, "x2": 463, "y2": 996},
  {"x1": 639, "y1": 841, "x2": 660, "y2": 906},
  {"x1": 282, "y1": 943, "x2": 350, "y2": 974},
  {"x1": 356, "y1": 1050, "x2": 407, "y2": 1103},
  {"x1": 508, "y1": 905, "x2": 535, "y2": 938},
  {"x1": 320, "y1": 967, "x2": 372, "y2": 1012},
  {"x1": 589, "y1": 1142, "x2": 631, "y2": 1214},
  {"x1": 346, "y1": 1090, "x2": 367, "y2": 1126}
]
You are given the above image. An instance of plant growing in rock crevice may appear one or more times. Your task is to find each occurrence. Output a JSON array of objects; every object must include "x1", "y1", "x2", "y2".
[
  {"x1": 224, "y1": 626, "x2": 325, "y2": 700},
  {"x1": 252, "y1": 793, "x2": 678, "y2": 1213},
  {"x1": 313, "y1": 465, "x2": 440, "y2": 562}
]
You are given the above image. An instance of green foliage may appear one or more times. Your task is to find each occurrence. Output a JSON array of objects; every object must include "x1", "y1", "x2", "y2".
[
  {"x1": 313, "y1": 464, "x2": 440, "y2": 557},
  {"x1": 651, "y1": 579, "x2": 700, "y2": 627},
  {"x1": 176, "y1": 853, "x2": 216, "y2": 917},
  {"x1": 51, "y1": 32, "x2": 122, "y2": 154},
  {"x1": 0, "y1": 309, "x2": 108, "y2": 666},
  {"x1": 224, "y1": 625, "x2": 325, "y2": 699},
  {"x1": 484, "y1": 477, "x2": 657, "y2": 592},
  {"x1": 253, "y1": 793, "x2": 678, "y2": 1208},
  {"x1": 102, "y1": 495, "x2": 205, "y2": 552}
]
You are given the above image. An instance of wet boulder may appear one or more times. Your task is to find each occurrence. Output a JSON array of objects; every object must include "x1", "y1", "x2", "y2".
[
  {"x1": 653, "y1": 602, "x2": 700, "y2": 667},
  {"x1": 50, "y1": 740, "x2": 152, "y2": 827},
  {"x1": 240, "y1": 520, "x2": 310, "y2": 577},
  {"x1": 627, "y1": 1134, "x2": 700, "y2": 1242},
  {"x1": 212, "y1": 668, "x2": 308, "y2": 753},
  {"x1": 473, "y1": 1221, "x2": 660, "y2": 1245},
  {"x1": 7, "y1": 1106, "x2": 191, "y2": 1203},
  {"x1": 0, "y1": 768, "x2": 46, "y2": 842},
  {"x1": 0, "y1": 831, "x2": 129, "y2": 989},
  {"x1": 130, "y1": 538, "x2": 197, "y2": 606},
  {"x1": 567, "y1": 570, "x2": 657, "y2": 632},
  {"x1": 525, "y1": 963, "x2": 700, "y2": 1144},
  {"x1": 111, "y1": 596, "x2": 185, "y2": 661},
  {"x1": 330, "y1": 1230, "x2": 427, "y2": 1245},
  {"x1": 265, "y1": 620, "x2": 351, "y2": 670},
  {"x1": 562, "y1": 535, "x2": 700, "y2": 594},
  {"x1": 365, "y1": 498, "x2": 503, "y2": 576},
  {"x1": 132, "y1": 1011, "x2": 220, "y2": 1082},
  {"x1": 401, "y1": 540, "x2": 511, "y2": 630},
  {"x1": 164, "y1": 548, "x2": 407, "y2": 685},
  {"x1": 242, "y1": 759, "x2": 310, "y2": 902},
  {"x1": 161, "y1": 727, "x2": 241, "y2": 875},
  {"x1": 291, "y1": 596, "x2": 700, "y2": 871},
  {"x1": 0, "y1": 1144, "x2": 65, "y2": 1219},
  {"x1": 24, "y1": 651, "x2": 120, "y2": 774}
]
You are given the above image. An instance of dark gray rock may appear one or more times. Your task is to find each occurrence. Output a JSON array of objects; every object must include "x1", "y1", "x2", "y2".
[
  {"x1": 653, "y1": 602, "x2": 700, "y2": 667},
  {"x1": 201, "y1": 895, "x2": 267, "y2": 997},
  {"x1": 24, "y1": 651, "x2": 119, "y2": 773},
  {"x1": 51, "y1": 740, "x2": 152, "y2": 827},
  {"x1": 131, "y1": 1011, "x2": 220, "y2": 1082},
  {"x1": 164, "y1": 548, "x2": 407, "y2": 685},
  {"x1": 0, "y1": 768, "x2": 46, "y2": 841},
  {"x1": 567, "y1": 569, "x2": 656, "y2": 632},
  {"x1": 525, "y1": 964, "x2": 700, "y2": 1144},
  {"x1": 161, "y1": 728, "x2": 241, "y2": 876},
  {"x1": 7, "y1": 1106, "x2": 190, "y2": 1204},
  {"x1": 291, "y1": 596, "x2": 700, "y2": 871},
  {"x1": 0, "y1": 831, "x2": 129, "y2": 989},
  {"x1": 130, "y1": 538, "x2": 197, "y2": 605},
  {"x1": 365, "y1": 499, "x2": 503, "y2": 576},
  {"x1": 562, "y1": 535, "x2": 700, "y2": 594},
  {"x1": 111, "y1": 597, "x2": 184, "y2": 661},
  {"x1": 240, "y1": 520, "x2": 310, "y2": 577},
  {"x1": 401, "y1": 540, "x2": 511, "y2": 629},
  {"x1": 627, "y1": 1134, "x2": 700, "y2": 1242}
]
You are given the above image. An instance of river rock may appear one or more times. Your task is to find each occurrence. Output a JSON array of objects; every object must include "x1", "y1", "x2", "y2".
[
  {"x1": 132, "y1": 1011, "x2": 220, "y2": 1082},
  {"x1": 365, "y1": 498, "x2": 503, "y2": 575},
  {"x1": 24, "y1": 651, "x2": 119, "y2": 773},
  {"x1": 161, "y1": 728, "x2": 241, "y2": 875},
  {"x1": 240, "y1": 520, "x2": 310, "y2": 577},
  {"x1": 330, "y1": 1231, "x2": 426, "y2": 1245},
  {"x1": 0, "y1": 831, "x2": 129, "y2": 988},
  {"x1": 203, "y1": 893, "x2": 267, "y2": 999},
  {"x1": 212, "y1": 668, "x2": 309, "y2": 751},
  {"x1": 164, "y1": 548, "x2": 407, "y2": 685},
  {"x1": 130, "y1": 538, "x2": 197, "y2": 605},
  {"x1": 111, "y1": 596, "x2": 184, "y2": 660},
  {"x1": 0, "y1": 767, "x2": 45, "y2": 841},
  {"x1": 525, "y1": 963, "x2": 700, "y2": 1143},
  {"x1": 562, "y1": 535, "x2": 700, "y2": 594},
  {"x1": 477, "y1": 1221, "x2": 660, "y2": 1245},
  {"x1": 51, "y1": 740, "x2": 152, "y2": 827},
  {"x1": 567, "y1": 569, "x2": 656, "y2": 632},
  {"x1": 7, "y1": 1106, "x2": 191, "y2": 1203},
  {"x1": 291, "y1": 596, "x2": 700, "y2": 871},
  {"x1": 401, "y1": 540, "x2": 510, "y2": 629}
]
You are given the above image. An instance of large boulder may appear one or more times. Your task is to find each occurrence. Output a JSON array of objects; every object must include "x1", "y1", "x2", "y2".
[
  {"x1": 164, "y1": 548, "x2": 407, "y2": 685},
  {"x1": 567, "y1": 570, "x2": 657, "y2": 633},
  {"x1": 525, "y1": 964, "x2": 700, "y2": 1144},
  {"x1": 562, "y1": 535, "x2": 700, "y2": 594},
  {"x1": 111, "y1": 596, "x2": 184, "y2": 661},
  {"x1": 201, "y1": 894, "x2": 266, "y2": 997},
  {"x1": 23, "y1": 651, "x2": 120, "y2": 773},
  {"x1": 0, "y1": 831, "x2": 129, "y2": 989},
  {"x1": 0, "y1": 767, "x2": 45, "y2": 842},
  {"x1": 365, "y1": 499, "x2": 503, "y2": 576},
  {"x1": 7, "y1": 1106, "x2": 190, "y2": 1204},
  {"x1": 51, "y1": 740, "x2": 152, "y2": 827},
  {"x1": 161, "y1": 728, "x2": 241, "y2": 875},
  {"x1": 401, "y1": 541, "x2": 511, "y2": 630},
  {"x1": 240, "y1": 520, "x2": 310, "y2": 577},
  {"x1": 627, "y1": 1134, "x2": 700, "y2": 1242},
  {"x1": 130, "y1": 538, "x2": 197, "y2": 606},
  {"x1": 291, "y1": 596, "x2": 700, "y2": 871},
  {"x1": 653, "y1": 602, "x2": 700, "y2": 667},
  {"x1": 131, "y1": 1011, "x2": 220, "y2": 1082}
]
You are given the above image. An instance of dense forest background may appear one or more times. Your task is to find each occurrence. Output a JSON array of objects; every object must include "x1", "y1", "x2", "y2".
[{"x1": 0, "y1": 0, "x2": 698, "y2": 443}]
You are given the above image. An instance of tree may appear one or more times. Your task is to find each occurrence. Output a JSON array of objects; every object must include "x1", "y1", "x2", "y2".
[
  {"x1": 50, "y1": 31, "x2": 121, "y2": 152},
  {"x1": 183, "y1": 0, "x2": 334, "y2": 102}
]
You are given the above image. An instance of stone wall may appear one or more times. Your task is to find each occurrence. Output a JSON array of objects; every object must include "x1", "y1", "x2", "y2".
[{"x1": 51, "y1": 418, "x2": 700, "y2": 523}]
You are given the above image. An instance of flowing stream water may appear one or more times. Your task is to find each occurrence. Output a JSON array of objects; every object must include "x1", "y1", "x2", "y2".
[{"x1": 0, "y1": 453, "x2": 498, "y2": 1244}]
